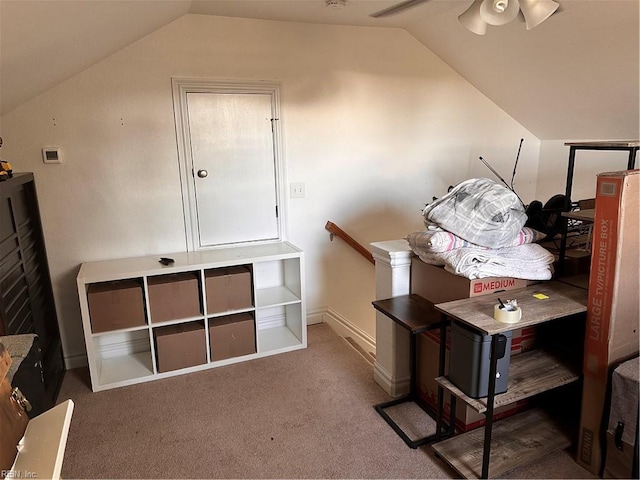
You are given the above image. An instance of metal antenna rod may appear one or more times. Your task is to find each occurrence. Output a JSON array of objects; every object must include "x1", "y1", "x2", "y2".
[{"x1": 479, "y1": 155, "x2": 525, "y2": 207}]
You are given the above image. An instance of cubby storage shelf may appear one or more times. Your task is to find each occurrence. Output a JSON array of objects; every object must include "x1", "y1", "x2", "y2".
[
  {"x1": 77, "y1": 242, "x2": 306, "y2": 392},
  {"x1": 97, "y1": 351, "x2": 154, "y2": 386},
  {"x1": 256, "y1": 285, "x2": 300, "y2": 308}
]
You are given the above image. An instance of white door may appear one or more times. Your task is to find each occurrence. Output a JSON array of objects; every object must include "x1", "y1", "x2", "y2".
[{"x1": 174, "y1": 82, "x2": 283, "y2": 250}]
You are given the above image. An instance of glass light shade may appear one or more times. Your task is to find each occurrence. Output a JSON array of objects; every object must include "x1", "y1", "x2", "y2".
[
  {"x1": 519, "y1": 0, "x2": 560, "y2": 30},
  {"x1": 480, "y1": 0, "x2": 521, "y2": 25},
  {"x1": 458, "y1": 0, "x2": 488, "y2": 35}
]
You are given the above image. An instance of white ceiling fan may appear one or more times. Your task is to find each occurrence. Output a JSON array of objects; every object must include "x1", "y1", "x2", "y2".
[
  {"x1": 370, "y1": 0, "x2": 560, "y2": 35},
  {"x1": 370, "y1": 0, "x2": 431, "y2": 18}
]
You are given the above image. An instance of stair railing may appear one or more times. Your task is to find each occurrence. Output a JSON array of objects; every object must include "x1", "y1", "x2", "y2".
[{"x1": 325, "y1": 221, "x2": 374, "y2": 265}]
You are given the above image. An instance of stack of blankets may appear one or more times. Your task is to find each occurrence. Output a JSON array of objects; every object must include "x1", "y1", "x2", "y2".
[{"x1": 406, "y1": 178, "x2": 555, "y2": 280}]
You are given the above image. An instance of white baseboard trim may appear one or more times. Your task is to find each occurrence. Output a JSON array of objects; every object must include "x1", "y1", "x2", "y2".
[
  {"x1": 320, "y1": 307, "x2": 376, "y2": 358},
  {"x1": 306, "y1": 307, "x2": 324, "y2": 326},
  {"x1": 373, "y1": 360, "x2": 409, "y2": 398},
  {"x1": 65, "y1": 352, "x2": 88, "y2": 370}
]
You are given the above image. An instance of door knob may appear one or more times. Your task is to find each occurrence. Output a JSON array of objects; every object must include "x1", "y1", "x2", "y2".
[{"x1": 197, "y1": 169, "x2": 208, "y2": 178}]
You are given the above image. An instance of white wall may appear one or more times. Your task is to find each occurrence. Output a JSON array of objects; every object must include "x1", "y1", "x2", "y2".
[{"x1": 0, "y1": 14, "x2": 541, "y2": 365}]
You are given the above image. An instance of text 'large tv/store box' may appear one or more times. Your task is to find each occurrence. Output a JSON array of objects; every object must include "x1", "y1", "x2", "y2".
[{"x1": 577, "y1": 170, "x2": 640, "y2": 475}]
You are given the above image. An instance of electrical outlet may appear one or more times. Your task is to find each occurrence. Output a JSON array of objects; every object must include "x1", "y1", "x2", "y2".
[
  {"x1": 290, "y1": 182, "x2": 305, "y2": 198},
  {"x1": 42, "y1": 147, "x2": 62, "y2": 164}
]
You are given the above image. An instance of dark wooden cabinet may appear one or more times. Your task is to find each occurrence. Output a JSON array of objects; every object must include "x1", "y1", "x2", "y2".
[{"x1": 0, "y1": 173, "x2": 64, "y2": 408}]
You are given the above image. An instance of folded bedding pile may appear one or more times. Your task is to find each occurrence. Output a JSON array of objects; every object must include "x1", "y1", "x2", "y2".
[{"x1": 407, "y1": 178, "x2": 555, "y2": 280}]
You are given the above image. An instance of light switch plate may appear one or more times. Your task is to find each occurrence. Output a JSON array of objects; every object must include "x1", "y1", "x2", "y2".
[{"x1": 290, "y1": 182, "x2": 305, "y2": 198}]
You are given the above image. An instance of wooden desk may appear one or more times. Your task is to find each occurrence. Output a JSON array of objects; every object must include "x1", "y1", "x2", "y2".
[{"x1": 432, "y1": 281, "x2": 588, "y2": 479}]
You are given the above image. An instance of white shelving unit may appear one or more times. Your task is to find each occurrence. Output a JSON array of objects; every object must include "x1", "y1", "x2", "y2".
[{"x1": 77, "y1": 242, "x2": 306, "y2": 392}]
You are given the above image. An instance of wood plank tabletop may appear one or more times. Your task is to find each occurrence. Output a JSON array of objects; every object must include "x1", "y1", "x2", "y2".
[
  {"x1": 434, "y1": 281, "x2": 588, "y2": 335},
  {"x1": 372, "y1": 294, "x2": 441, "y2": 334},
  {"x1": 432, "y1": 408, "x2": 572, "y2": 479}
]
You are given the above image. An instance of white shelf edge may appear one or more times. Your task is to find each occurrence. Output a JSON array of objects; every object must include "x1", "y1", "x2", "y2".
[
  {"x1": 149, "y1": 315, "x2": 206, "y2": 328},
  {"x1": 91, "y1": 324, "x2": 150, "y2": 337},
  {"x1": 96, "y1": 351, "x2": 154, "y2": 388},
  {"x1": 257, "y1": 324, "x2": 304, "y2": 353},
  {"x1": 77, "y1": 241, "x2": 302, "y2": 283},
  {"x1": 255, "y1": 285, "x2": 301, "y2": 308},
  {"x1": 206, "y1": 307, "x2": 255, "y2": 318}
]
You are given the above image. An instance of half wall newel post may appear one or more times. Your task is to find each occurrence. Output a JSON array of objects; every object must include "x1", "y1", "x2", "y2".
[{"x1": 370, "y1": 240, "x2": 414, "y2": 397}]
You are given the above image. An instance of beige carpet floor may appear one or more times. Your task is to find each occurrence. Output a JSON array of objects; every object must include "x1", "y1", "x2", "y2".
[{"x1": 58, "y1": 323, "x2": 596, "y2": 479}]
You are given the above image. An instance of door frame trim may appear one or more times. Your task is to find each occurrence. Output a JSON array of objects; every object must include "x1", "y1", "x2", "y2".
[{"x1": 171, "y1": 77, "x2": 288, "y2": 251}]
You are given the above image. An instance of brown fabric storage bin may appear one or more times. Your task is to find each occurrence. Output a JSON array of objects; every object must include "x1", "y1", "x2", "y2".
[
  {"x1": 154, "y1": 322, "x2": 206, "y2": 373},
  {"x1": 87, "y1": 280, "x2": 146, "y2": 333},
  {"x1": 209, "y1": 312, "x2": 256, "y2": 361},
  {"x1": 205, "y1": 266, "x2": 253, "y2": 314},
  {"x1": 148, "y1": 272, "x2": 201, "y2": 323}
]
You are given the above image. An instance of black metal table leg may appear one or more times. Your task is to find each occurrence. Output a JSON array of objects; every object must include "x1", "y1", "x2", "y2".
[
  {"x1": 435, "y1": 314, "x2": 456, "y2": 441},
  {"x1": 627, "y1": 147, "x2": 638, "y2": 169},
  {"x1": 481, "y1": 333, "x2": 505, "y2": 479}
]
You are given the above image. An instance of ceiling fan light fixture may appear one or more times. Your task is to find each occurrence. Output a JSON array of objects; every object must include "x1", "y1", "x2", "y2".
[
  {"x1": 519, "y1": 0, "x2": 560, "y2": 30},
  {"x1": 459, "y1": 0, "x2": 488, "y2": 35},
  {"x1": 492, "y1": 0, "x2": 509, "y2": 13},
  {"x1": 326, "y1": 0, "x2": 347, "y2": 9},
  {"x1": 459, "y1": 0, "x2": 558, "y2": 34},
  {"x1": 480, "y1": 0, "x2": 521, "y2": 25}
]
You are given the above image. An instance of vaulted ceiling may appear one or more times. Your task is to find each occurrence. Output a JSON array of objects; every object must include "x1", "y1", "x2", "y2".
[{"x1": 1, "y1": 0, "x2": 638, "y2": 140}]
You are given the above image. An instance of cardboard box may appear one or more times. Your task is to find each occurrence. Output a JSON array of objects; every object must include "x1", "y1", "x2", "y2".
[
  {"x1": 577, "y1": 170, "x2": 640, "y2": 475},
  {"x1": 154, "y1": 322, "x2": 206, "y2": 373},
  {"x1": 411, "y1": 258, "x2": 536, "y2": 430},
  {"x1": 87, "y1": 280, "x2": 146, "y2": 333},
  {"x1": 209, "y1": 312, "x2": 256, "y2": 361},
  {"x1": 148, "y1": 272, "x2": 201, "y2": 323},
  {"x1": 205, "y1": 266, "x2": 253, "y2": 314},
  {"x1": 582, "y1": 170, "x2": 639, "y2": 379},
  {"x1": 411, "y1": 258, "x2": 530, "y2": 304}
]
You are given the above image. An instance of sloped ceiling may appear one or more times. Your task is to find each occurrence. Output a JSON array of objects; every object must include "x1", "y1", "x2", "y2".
[{"x1": 1, "y1": 0, "x2": 638, "y2": 140}]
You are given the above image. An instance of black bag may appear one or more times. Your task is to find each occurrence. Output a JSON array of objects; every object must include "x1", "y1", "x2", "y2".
[{"x1": 4, "y1": 335, "x2": 47, "y2": 418}]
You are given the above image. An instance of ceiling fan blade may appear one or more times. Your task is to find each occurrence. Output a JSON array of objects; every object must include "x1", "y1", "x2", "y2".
[{"x1": 370, "y1": 0, "x2": 431, "y2": 18}]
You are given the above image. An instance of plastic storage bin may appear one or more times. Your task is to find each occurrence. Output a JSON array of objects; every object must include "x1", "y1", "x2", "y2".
[{"x1": 449, "y1": 321, "x2": 512, "y2": 398}]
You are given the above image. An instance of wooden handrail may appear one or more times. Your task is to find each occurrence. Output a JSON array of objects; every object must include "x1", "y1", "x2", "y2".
[{"x1": 325, "y1": 221, "x2": 374, "y2": 265}]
